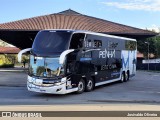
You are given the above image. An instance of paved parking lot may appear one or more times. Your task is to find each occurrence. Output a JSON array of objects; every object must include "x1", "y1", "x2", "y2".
[{"x1": 0, "y1": 70, "x2": 160, "y2": 105}]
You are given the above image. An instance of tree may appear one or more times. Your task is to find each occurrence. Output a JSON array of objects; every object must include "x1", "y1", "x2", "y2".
[
  {"x1": 138, "y1": 35, "x2": 160, "y2": 59},
  {"x1": 154, "y1": 35, "x2": 160, "y2": 58},
  {"x1": 36, "y1": 66, "x2": 45, "y2": 76},
  {"x1": 21, "y1": 55, "x2": 29, "y2": 68}
]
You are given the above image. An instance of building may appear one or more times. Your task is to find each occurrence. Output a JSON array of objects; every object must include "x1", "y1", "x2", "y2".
[
  {"x1": 0, "y1": 9, "x2": 157, "y2": 49},
  {"x1": 0, "y1": 47, "x2": 21, "y2": 68},
  {"x1": 0, "y1": 47, "x2": 20, "y2": 54}
]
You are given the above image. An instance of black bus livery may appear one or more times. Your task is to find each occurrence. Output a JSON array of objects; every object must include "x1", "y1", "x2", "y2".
[{"x1": 18, "y1": 30, "x2": 137, "y2": 94}]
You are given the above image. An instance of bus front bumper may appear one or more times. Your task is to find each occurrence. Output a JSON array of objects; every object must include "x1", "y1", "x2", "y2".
[{"x1": 27, "y1": 81, "x2": 78, "y2": 94}]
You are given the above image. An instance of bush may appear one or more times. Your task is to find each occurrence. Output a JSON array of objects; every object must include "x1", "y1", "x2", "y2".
[
  {"x1": 0, "y1": 63, "x2": 14, "y2": 68},
  {"x1": 0, "y1": 54, "x2": 15, "y2": 68}
]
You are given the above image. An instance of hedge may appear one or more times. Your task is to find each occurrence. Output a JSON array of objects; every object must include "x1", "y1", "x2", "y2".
[{"x1": 0, "y1": 63, "x2": 14, "y2": 68}]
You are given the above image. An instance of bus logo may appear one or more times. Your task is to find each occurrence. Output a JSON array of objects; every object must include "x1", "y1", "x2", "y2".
[{"x1": 99, "y1": 49, "x2": 115, "y2": 58}]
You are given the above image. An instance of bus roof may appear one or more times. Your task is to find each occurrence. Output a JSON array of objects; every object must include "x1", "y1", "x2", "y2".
[{"x1": 43, "y1": 29, "x2": 136, "y2": 41}]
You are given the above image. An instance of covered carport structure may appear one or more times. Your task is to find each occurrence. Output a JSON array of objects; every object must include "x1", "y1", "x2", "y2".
[{"x1": 0, "y1": 9, "x2": 157, "y2": 49}]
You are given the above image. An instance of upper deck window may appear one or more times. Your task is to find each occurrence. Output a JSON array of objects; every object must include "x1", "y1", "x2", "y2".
[
  {"x1": 94, "y1": 40, "x2": 102, "y2": 48},
  {"x1": 125, "y1": 41, "x2": 136, "y2": 50},
  {"x1": 69, "y1": 33, "x2": 85, "y2": 49},
  {"x1": 85, "y1": 39, "x2": 92, "y2": 48},
  {"x1": 32, "y1": 31, "x2": 72, "y2": 55}
]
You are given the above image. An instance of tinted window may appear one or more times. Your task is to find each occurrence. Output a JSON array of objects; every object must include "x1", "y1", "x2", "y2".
[
  {"x1": 94, "y1": 40, "x2": 102, "y2": 48},
  {"x1": 32, "y1": 31, "x2": 72, "y2": 55},
  {"x1": 125, "y1": 41, "x2": 137, "y2": 50},
  {"x1": 85, "y1": 39, "x2": 92, "y2": 48},
  {"x1": 69, "y1": 33, "x2": 85, "y2": 49},
  {"x1": 29, "y1": 55, "x2": 64, "y2": 78}
]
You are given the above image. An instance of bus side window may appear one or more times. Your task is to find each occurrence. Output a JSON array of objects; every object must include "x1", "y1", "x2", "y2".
[
  {"x1": 85, "y1": 39, "x2": 92, "y2": 48},
  {"x1": 69, "y1": 33, "x2": 85, "y2": 49},
  {"x1": 94, "y1": 40, "x2": 102, "y2": 48},
  {"x1": 77, "y1": 39, "x2": 83, "y2": 48}
]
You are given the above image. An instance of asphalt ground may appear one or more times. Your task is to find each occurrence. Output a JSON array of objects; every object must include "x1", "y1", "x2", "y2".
[
  {"x1": 0, "y1": 70, "x2": 160, "y2": 105},
  {"x1": 0, "y1": 70, "x2": 160, "y2": 119}
]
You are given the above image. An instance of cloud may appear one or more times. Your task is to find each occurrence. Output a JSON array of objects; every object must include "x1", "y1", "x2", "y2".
[
  {"x1": 101, "y1": 0, "x2": 160, "y2": 11},
  {"x1": 145, "y1": 24, "x2": 160, "y2": 33}
]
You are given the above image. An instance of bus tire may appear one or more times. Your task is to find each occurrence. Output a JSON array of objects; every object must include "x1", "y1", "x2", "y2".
[
  {"x1": 120, "y1": 72, "x2": 125, "y2": 83},
  {"x1": 76, "y1": 79, "x2": 85, "y2": 94},
  {"x1": 85, "y1": 78, "x2": 94, "y2": 92},
  {"x1": 126, "y1": 71, "x2": 130, "y2": 81}
]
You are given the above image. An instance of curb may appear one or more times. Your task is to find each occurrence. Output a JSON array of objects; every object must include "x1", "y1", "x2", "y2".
[
  {"x1": 0, "y1": 104, "x2": 160, "y2": 111},
  {"x1": 0, "y1": 70, "x2": 27, "y2": 72},
  {"x1": 0, "y1": 70, "x2": 24, "y2": 72}
]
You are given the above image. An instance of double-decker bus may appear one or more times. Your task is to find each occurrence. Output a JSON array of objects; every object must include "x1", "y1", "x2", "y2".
[{"x1": 18, "y1": 30, "x2": 137, "y2": 94}]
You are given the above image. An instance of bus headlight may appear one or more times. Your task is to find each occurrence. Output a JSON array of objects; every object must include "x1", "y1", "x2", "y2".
[
  {"x1": 54, "y1": 81, "x2": 65, "y2": 86},
  {"x1": 28, "y1": 76, "x2": 33, "y2": 83}
]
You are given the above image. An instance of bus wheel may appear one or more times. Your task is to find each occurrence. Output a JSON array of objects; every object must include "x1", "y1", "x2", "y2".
[
  {"x1": 85, "y1": 79, "x2": 94, "y2": 92},
  {"x1": 125, "y1": 71, "x2": 129, "y2": 82},
  {"x1": 120, "y1": 72, "x2": 125, "y2": 83},
  {"x1": 126, "y1": 71, "x2": 130, "y2": 81},
  {"x1": 76, "y1": 79, "x2": 85, "y2": 94}
]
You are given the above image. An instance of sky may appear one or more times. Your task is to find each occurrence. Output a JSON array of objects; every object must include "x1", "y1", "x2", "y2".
[{"x1": 0, "y1": 0, "x2": 160, "y2": 31}]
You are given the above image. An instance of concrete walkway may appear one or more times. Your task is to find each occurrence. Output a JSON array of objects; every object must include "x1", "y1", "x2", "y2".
[
  {"x1": 0, "y1": 67, "x2": 27, "y2": 72},
  {"x1": 0, "y1": 104, "x2": 160, "y2": 111}
]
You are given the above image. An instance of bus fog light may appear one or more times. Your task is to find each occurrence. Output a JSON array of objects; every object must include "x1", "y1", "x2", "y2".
[
  {"x1": 55, "y1": 82, "x2": 63, "y2": 86},
  {"x1": 56, "y1": 88, "x2": 62, "y2": 92}
]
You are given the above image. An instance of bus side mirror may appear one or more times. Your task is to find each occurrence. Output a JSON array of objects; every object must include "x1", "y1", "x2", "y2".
[
  {"x1": 18, "y1": 48, "x2": 32, "y2": 63},
  {"x1": 59, "y1": 49, "x2": 75, "y2": 65}
]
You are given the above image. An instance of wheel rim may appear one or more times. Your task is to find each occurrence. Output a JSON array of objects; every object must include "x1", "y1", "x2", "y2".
[
  {"x1": 121, "y1": 74, "x2": 124, "y2": 82},
  {"x1": 78, "y1": 81, "x2": 84, "y2": 92},
  {"x1": 126, "y1": 73, "x2": 128, "y2": 81},
  {"x1": 87, "y1": 80, "x2": 93, "y2": 90}
]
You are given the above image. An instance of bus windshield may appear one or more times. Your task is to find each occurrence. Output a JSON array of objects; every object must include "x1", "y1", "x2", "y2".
[
  {"x1": 32, "y1": 30, "x2": 72, "y2": 56},
  {"x1": 29, "y1": 55, "x2": 64, "y2": 78}
]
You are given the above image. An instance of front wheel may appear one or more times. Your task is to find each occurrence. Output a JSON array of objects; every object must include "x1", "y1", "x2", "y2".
[
  {"x1": 76, "y1": 79, "x2": 85, "y2": 94},
  {"x1": 85, "y1": 78, "x2": 94, "y2": 92}
]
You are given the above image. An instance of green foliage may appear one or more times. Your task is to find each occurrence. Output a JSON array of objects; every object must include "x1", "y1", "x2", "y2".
[
  {"x1": 137, "y1": 35, "x2": 160, "y2": 58},
  {"x1": 153, "y1": 36, "x2": 160, "y2": 58},
  {"x1": 0, "y1": 54, "x2": 29, "y2": 68},
  {"x1": 0, "y1": 54, "x2": 16, "y2": 68},
  {"x1": 0, "y1": 55, "x2": 13, "y2": 65},
  {"x1": 6, "y1": 54, "x2": 16, "y2": 64},
  {"x1": 0, "y1": 64, "x2": 14, "y2": 68},
  {"x1": 36, "y1": 66, "x2": 45, "y2": 76},
  {"x1": 21, "y1": 55, "x2": 29, "y2": 63}
]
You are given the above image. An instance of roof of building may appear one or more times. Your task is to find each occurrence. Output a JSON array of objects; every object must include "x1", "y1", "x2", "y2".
[
  {"x1": 0, "y1": 9, "x2": 157, "y2": 35},
  {"x1": 0, "y1": 47, "x2": 20, "y2": 54},
  {"x1": 0, "y1": 9, "x2": 158, "y2": 49}
]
